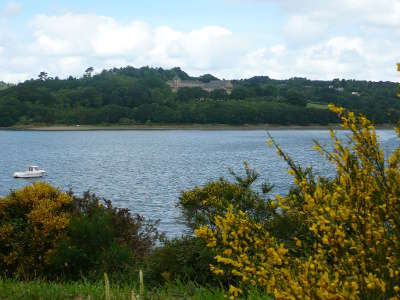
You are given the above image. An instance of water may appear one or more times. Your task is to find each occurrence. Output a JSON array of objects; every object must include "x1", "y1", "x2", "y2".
[{"x1": 0, "y1": 129, "x2": 398, "y2": 237}]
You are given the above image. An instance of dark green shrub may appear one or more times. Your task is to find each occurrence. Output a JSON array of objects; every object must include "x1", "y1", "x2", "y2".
[
  {"x1": 179, "y1": 162, "x2": 275, "y2": 231},
  {"x1": 70, "y1": 192, "x2": 159, "y2": 260},
  {"x1": 46, "y1": 191, "x2": 159, "y2": 281},
  {"x1": 144, "y1": 236, "x2": 217, "y2": 286}
]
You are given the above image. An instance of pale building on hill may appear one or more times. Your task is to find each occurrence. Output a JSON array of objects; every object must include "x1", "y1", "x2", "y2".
[{"x1": 167, "y1": 76, "x2": 233, "y2": 94}]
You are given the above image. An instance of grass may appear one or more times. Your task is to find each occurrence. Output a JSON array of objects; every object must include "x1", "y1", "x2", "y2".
[
  {"x1": 0, "y1": 277, "x2": 271, "y2": 300},
  {"x1": 306, "y1": 102, "x2": 330, "y2": 109}
]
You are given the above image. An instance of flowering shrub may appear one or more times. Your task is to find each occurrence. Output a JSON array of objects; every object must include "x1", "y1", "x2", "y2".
[
  {"x1": 0, "y1": 182, "x2": 71, "y2": 279},
  {"x1": 196, "y1": 102, "x2": 400, "y2": 298},
  {"x1": 48, "y1": 191, "x2": 159, "y2": 281},
  {"x1": 179, "y1": 163, "x2": 276, "y2": 288},
  {"x1": 0, "y1": 184, "x2": 158, "y2": 281},
  {"x1": 179, "y1": 162, "x2": 274, "y2": 231}
]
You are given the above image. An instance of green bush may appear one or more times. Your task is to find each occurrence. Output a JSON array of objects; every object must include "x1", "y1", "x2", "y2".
[
  {"x1": 144, "y1": 236, "x2": 217, "y2": 286},
  {"x1": 0, "y1": 184, "x2": 159, "y2": 281},
  {"x1": 48, "y1": 191, "x2": 159, "y2": 281},
  {"x1": 47, "y1": 212, "x2": 133, "y2": 280},
  {"x1": 179, "y1": 162, "x2": 275, "y2": 231}
]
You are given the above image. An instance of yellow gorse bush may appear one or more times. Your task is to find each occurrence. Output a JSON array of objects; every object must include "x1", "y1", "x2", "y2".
[
  {"x1": 196, "y1": 66, "x2": 400, "y2": 299},
  {"x1": 179, "y1": 162, "x2": 274, "y2": 232},
  {"x1": 398, "y1": 63, "x2": 400, "y2": 97},
  {"x1": 0, "y1": 182, "x2": 71, "y2": 278}
]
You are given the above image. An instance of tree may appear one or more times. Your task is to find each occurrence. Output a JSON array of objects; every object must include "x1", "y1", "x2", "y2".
[
  {"x1": 198, "y1": 74, "x2": 219, "y2": 83},
  {"x1": 230, "y1": 86, "x2": 253, "y2": 99},
  {"x1": 176, "y1": 87, "x2": 209, "y2": 101},
  {"x1": 0, "y1": 66, "x2": 398, "y2": 127},
  {"x1": 210, "y1": 89, "x2": 228, "y2": 100},
  {"x1": 285, "y1": 89, "x2": 307, "y2": 106},
  {"x1": 38, "y1": 71, "x2": 48, "y2": 81},
  {"x1": 84, "y1": 67, "x2": 94, "y2": 78}
]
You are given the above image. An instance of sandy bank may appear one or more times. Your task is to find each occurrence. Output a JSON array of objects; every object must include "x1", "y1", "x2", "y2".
[{"x1": 0, "y1": 123, "x2": 394, "y2": 131}]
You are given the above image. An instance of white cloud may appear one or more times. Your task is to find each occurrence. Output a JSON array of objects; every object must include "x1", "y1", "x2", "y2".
[
  {"x1": 92, "y1": 21, "x2": 153, "y2": 56},
  {"x1": 16, "y1": 13, "x2": 241, "y2": 80},
  {"x1": 241, "y1": 45, "x2": 288, "y2": 78},
  {"x1": 295, "y1": 37, "x2": 366, "y2": 78},
  {"x1": 57, "y1": 56, "x2": 85, "y2": 76},
  {"x1": 235, "y1": 33, "x2": 399, "y2": 81},
  {"x1": 258, "y1": 0, "x2": 399, "y2": 22},
  {"x1": 8, "y1": 56, "x2": 37, "y2": 69},
  {"x1": 1, "y1": 1, "x2": 23, "y2": 17},
  {"x1": 30, "y1": 14, "x2": 109, "y2": 55},
  {"x1": 230, "y1": 0, "x2": 400, "y2": 80},
  {"x1": 0, "y1": 72, "x2": 29, "y2": 83},
  {"x1": 0, "y1": 2, "x2": 399, "y2": 83},
  {"x1": 246, "y1": 0, "x2": 400, "y2": 43},
  {"x1": 283, "y1": 15, "x2": 327, "y2": 44}
]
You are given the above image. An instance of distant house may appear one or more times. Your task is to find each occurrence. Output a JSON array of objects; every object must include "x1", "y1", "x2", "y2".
[
  {"x1": 328, "y1": 85, "x2": 334, "y2": 89},
  {"x1": 336, "y1": 87, "x2": 344, "y2": 92},
  {"x1": 351, "y1": 91, "x2": 360, "y2": 96},
  {"x1": 167, "y1": 76, "x2": 233, "y2": 94}
]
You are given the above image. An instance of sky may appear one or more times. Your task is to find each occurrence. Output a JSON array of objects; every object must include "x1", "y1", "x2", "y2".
[{"x1": 0, "y1": 0, "x2": 399, "y2": 83}]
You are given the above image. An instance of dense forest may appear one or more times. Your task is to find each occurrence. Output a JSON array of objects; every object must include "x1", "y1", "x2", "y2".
[
  {"x1": 0, "y1": 66, "x2": 398, "y2": 127},
  {"x1": 0, "y1": 81, "x2": 12, "y2": 91}
]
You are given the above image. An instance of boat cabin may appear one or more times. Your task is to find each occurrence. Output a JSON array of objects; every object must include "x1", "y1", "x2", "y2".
[{"x1": 28, "y1": 166, "x2": 39, "y2": 172}]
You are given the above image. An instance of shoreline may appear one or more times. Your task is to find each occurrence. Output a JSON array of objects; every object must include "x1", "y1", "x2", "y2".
[{"x1": 0, "y1": 123, "x2": 395, "y2": 131}]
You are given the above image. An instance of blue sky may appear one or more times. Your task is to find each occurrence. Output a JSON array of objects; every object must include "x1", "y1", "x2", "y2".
[
  {"x1": 0, "y1": 0, "x2": 399, "y2": 82},
  {"x1": 15, "y1": 1, "x2": 284, "y2": 31}
]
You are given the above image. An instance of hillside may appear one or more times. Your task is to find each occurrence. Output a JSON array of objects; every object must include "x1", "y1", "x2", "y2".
[
  {"x1": 0, "y1": 66, "x2": 398, "y2": 127},
  {"x1": 0, "y1": 81, "x2": 11, "y2": 91}
]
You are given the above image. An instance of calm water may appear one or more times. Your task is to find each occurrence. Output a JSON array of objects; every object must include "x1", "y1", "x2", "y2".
[{"x1": 0, "y1": 129, "x2": 398, "y2": 237}]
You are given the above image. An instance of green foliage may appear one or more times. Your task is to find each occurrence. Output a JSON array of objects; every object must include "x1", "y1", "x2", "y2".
[
  {"x1": 210, "y1": 89, "x2": 228, "y2": 100},
  {"x1": 0, "y1": 81, "x2": 11, "y2": 91},
  {"x1": 48, "y1": 191, "x2": 159, "y2": 281},
  {"x1": 285, "y1": 89, "x2": 307, "y2": 106},
  {"x1": 0, "y1": 66, "x2": 397, "y2": 127},
  {"x1": 176, "y1": 87, "x2": 209, "y2": 101},
  {"x1": 144, "y1": 236, "x2": 216, "y2": 286},
  {"x1": 179, "y1": 163, "x2": 275, "y2": 231},
  {"x1": 47, "y1": 213, "x2": 134, "y2": 281},
  {"x1": 195, "y1": 105, "x2": 400, "y2": 299},
  {"x1": 0, "y1": 184, "x2": 158, "y2": 282},
  {"x1": 197, "y1": 74, "x2": 219, "y2": 83},
  {"x1": 0, "y1": 277, "x2": 271, "y2": 300},
  {"x1": 306, "y1": 102, "x2": 329, "y2": 109},
  {"x1": 230, "y1": 86, "x2": 252, "y2": 99}
]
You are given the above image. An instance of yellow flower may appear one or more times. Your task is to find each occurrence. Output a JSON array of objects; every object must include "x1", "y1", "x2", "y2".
[
  {"x1": 229, "y1": 285, "x2": 242, "y2": 298},
  {"x1": 224, "y1": 248, "x2": 232, "y2": 256},
  {"x1": 195, "y1": 78, "x2": 400, "y2": 300}
]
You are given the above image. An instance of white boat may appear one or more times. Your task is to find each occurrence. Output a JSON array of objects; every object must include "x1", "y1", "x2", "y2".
[{"x1": 13, "y1": 166, "x2": 46, "y2": 178}]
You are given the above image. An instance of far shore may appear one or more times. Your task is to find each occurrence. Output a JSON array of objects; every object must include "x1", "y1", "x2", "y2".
[{"x1": 0, "y1": 123, "x2": 395, "y2": 131}]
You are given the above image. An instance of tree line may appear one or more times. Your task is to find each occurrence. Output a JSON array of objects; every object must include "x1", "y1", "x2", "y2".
[{"x1": 0, "y1": 66, "x2": 398, "y2": 127}]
